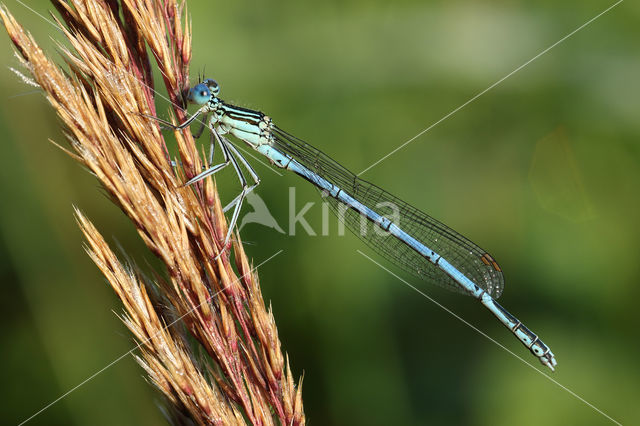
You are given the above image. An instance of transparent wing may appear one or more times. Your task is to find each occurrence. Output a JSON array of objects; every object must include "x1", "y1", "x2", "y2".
[{"x1": 271, "y1": 126, "x2": 504, "y2": 298}]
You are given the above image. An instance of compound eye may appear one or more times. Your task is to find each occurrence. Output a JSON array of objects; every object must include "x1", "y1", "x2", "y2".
[
  {"x1": 187, "y1": 83, "x2": 211, "y2": 105},
  {"x1": 203, "y1": 79, "x2": 220, "y2": 96}
]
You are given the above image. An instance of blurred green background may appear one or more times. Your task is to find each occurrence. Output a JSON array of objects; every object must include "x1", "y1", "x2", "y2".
[{"x1": 1, "y1": 1, "x2": 639, "y2": 425}]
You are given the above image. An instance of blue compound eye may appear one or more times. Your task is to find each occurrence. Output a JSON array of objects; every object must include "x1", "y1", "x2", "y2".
[
  {"x1": 187, "y1": 83, "x2": 211, "y2": 105},
  {"x1": 203, "y1": 79, "x2": 220, "y2": 96}
]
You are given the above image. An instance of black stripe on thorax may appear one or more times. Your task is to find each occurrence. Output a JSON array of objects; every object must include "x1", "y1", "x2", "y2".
[{"x1": 221, "y1": 101, "x2": 264, "y2": 125}]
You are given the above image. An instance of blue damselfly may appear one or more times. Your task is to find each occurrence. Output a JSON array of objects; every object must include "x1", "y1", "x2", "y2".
[{"x1": 151, "y1": 78, "x2": 557, "y2": 371}]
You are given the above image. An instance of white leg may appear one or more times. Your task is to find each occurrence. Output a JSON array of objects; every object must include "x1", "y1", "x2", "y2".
[
  {"x1": 192, "y1": 112, "x2": 209, "y2": 139},
  {"x1": 183, "y1": 128, "x2": 230, "y2": 187},
  {"x1": 139, "y1": 105, "x2": 207, "y2": 131},
  {"x1": 219, "y1": 141, "x2": 252, "y2": 246},
  {"x1": 221, "y1": 137, "x2": 261, "y2": 213}
]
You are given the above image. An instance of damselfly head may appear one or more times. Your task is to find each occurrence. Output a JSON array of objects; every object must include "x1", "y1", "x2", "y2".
[{"x1": 187, "y1": 83, "x2": 212, "y2": 105}]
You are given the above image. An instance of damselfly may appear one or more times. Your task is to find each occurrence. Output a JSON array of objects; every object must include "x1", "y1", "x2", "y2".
[{"x1": 152, "y1": 78, "x2": 557, "y2": 371}]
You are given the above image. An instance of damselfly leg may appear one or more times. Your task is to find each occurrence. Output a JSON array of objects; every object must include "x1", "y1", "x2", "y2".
[
  {"x1": 138, "y1": 107, "x2": 206, "y2": 132},
  {"x1": 222, "y1": 138, "x2": 261, "y2": 213},
  {"x1": 191, "y1": 112, "x2": 209, "y2": 139},
  {"x1": 216, "y1": 135, "x2": 260, "y2": 246},
  {"x1": 182, "y1": 128, "x2": 230, "y2": 186},
  {"x1": 145, "y1": 109, "x2": 261, "y2": 249}
]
